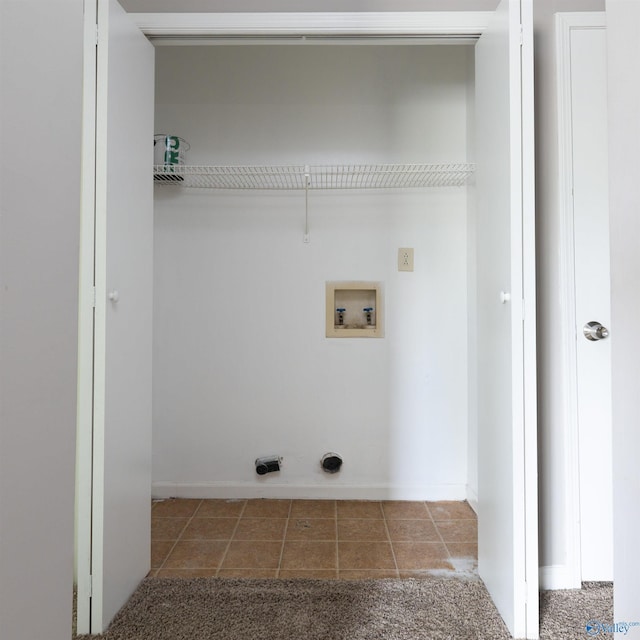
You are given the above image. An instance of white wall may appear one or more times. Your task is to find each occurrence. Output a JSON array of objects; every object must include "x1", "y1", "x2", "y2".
[
  {"x1": 0, "y1": 1, "x2": 83, "y2": 639},
  {"x1": 152, "y1": 45, "x2": 472, "y2": 499},
  {"x1": 606, "y1": 0, "x2": 640, "y2": 625}
]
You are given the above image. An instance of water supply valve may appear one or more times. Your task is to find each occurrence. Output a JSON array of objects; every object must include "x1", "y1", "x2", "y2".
[{"x1": 363, "y1": 307, "x2": 375, "y2": 326}]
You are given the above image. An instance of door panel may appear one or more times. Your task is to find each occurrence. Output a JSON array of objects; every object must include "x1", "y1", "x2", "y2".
[
  {"x1": 571, "y1": 26, "x2": 613, "y2": 582},
  {"x1": 90, "y1": 0, "x2": 155, "y2": 632},
  {"x1": 475, "y1": 1, "x2": 538, "y2": 637}
]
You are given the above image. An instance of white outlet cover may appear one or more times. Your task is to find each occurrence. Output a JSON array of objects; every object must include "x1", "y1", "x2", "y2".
[{"x1": 398, "y1": 248, "x2": 414, "y2": 272}]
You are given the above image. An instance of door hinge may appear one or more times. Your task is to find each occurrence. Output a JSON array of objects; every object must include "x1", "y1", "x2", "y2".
[
  {"x1": 520, "y1": 24, "x2": 524, "y2": 47},
  {"x1": 88, "y1": 574, "x2": 93, "y2": 597},
  {"x1": 91, "y1": 286, "x2": 97, "y2": 308},
  {"x1": 95, "y1": 24, "x2": 99, "y2": 46}
]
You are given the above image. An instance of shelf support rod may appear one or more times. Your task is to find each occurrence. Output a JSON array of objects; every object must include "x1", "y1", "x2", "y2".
[{"x1": 303, "y1": 165, "x2": 310, "y2": 243}]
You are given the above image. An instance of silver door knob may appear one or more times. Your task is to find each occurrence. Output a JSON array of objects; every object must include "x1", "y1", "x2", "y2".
[{"x1": 583, "y1": 321, "x2": 609, "y2": 341}]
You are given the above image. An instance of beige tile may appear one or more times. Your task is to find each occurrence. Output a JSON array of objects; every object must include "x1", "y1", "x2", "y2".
[
  {"x1": 181, "y1": 518, "x2": 238, "y2": 540},
  {"x1": 217, "y1": 569, "x2": 278, "y2": 578},
  {"x1": 234, "y1": 518, "x2": 287, "y2": 541},
  {"x1": 337, "y1": 519, "x2": 389, "y2": 542},
  {"x1": 155, "y1": 568, "x2": 218, "y2": 578},
  {"x1": 338, "y1": 541, "x2": 396, "y2": 570},
  {"x1": 243, "y1": 499, "x2": 291, "y2": 518},
  {"x1": 279, "y1": 569, "x2": 338, "y2": 579},
  {"x1": 392, "y1": 542, "x2": 450, "y2": 571},
  {"x1": 149, "y1": 499, "x2": 479, "y2": 580},
  {"x1": 281, "y1": 541, "x2": 337, "y2": 570},
  {"x1": 426, "y1": 500, "x2": 476, "y2": 521},
  {"x1": 221, "y1": 540, "x2": 283, "y2": 569},
  {"x1": 286, "y1": 518, "x2": 337, "y2": 541},
  {"x1": 195, "y1": 499, "x2": 246, "y2": 518},
  {"x1": 146, "y1": 569, "x2": 158, "y2": 578},
  {"x1": 151, "y1": 541, "x2": 174, "y2": 568},
  {"x1": 386, "y1": 519, "x2": 440, "y2": 542},
  {"x1": 435, "y1": 519, "x2": 478, "y2": 543},
  {"x1": 151, "y1": 517, "x2": 189, "y2": 540},
  {"x1": 339, "y1": 570, "x2": 399, "y2": 580},
  {"x1": 152, "y1": 499, "x2": 201, "y2": 518},
  {"x1": 446, "y1": 542, "x2": 478, "y2": 559},
  {"x1": 336, "y1": 501, "x2": 384, "y2": 519},
  {"x1": 290, "y1": 500, "x2": 336, "y2": 519},
  {"x1": 163, "y1": 540, "x2": 228, "y2": 569},
  {"x1": 381, "y1": 501, "x2": 429, "y2": 520}
]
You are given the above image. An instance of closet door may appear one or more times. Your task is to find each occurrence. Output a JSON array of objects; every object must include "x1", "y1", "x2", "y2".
[
  {"x1": 475, "y1": 1, "x2": 538, "y2": 638},
  {"x1": 78, "y1": 0, "x2": 155, "y2": 633}
]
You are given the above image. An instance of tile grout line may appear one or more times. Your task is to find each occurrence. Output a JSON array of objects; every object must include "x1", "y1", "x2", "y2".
[
  {"x1": 216, "y1": 500, "x2": 248, "y2": 577},
  {"x1": 275, "y1": 500, "x2": 293, "y2": 577},
  {"x1": 425, "y1": 501, "x2": 455, "y2": 564},
  {"x1": 156, "y1": 499, "x2": 203, "y2": 574},
  {"x1": 381, "y1": 505, "x2": 400, "y2": 578}
]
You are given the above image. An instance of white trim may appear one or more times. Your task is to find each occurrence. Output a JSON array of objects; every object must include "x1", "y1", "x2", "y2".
[
  {"x1": 539, "y1": 565, "x2": 580, "y2": 591},
  {"x1": 130, "y1": 11, "x2": 490, "y2": 44},
  {"x1": 90, "y1": 0, "x2": 113, "y2": 630},
  {"x1": 466, "y1": 484, "x2": 479, "y2": 515},
  {"x1": 75, "y1": 1, "x2": 98, "y2": 634},
  {"x1": 151, "y1": 482, "x2": 468, "y2": 502},
  {"x1": 520, "y1": 3, "x2": 539, "y2": 634},
  {"x1": 555, "y1": 11, "x2": 607, "y2": 591}
]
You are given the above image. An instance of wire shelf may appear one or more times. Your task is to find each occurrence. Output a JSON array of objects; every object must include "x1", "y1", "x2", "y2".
[{"x1": 153, "y1": 163, "x2": 474, "y2": 190}]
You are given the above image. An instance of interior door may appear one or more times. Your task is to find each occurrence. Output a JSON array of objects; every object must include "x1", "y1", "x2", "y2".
[
  {"x1": 570, "y1": 25, "x2": 613, "y2": 582},
  {"x1": 475, "y1": 1, "x2": 538, "y2": 638},
  {"x1": 77, "y1": 0, "x2": 155, "y2": 633}
]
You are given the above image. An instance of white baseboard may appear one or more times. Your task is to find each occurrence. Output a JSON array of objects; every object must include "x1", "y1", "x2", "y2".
[
  {"x1": 466, "y1": 485, "x2": 478, "y2": 515},
  {"x1": 151, "y1": 481, "x2": 467, "y2": 502},
  {"x1": 539, "y1": 564, "x2": 582, "y2": 590}
]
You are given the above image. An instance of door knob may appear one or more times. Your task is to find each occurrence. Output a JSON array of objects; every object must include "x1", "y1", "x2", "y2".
[{"x1": 583, "y1": 321, "x2": 609, "y2": 341}]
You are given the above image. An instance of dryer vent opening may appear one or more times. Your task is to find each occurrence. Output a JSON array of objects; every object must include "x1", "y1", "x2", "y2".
[{"x1": 321, "y1": 453, "x2": 343, "y2": 474}]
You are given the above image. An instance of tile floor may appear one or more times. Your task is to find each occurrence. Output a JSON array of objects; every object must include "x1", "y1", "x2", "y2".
[{"x1": 151, "y1": 499, "x2": 478, "y2": 579}]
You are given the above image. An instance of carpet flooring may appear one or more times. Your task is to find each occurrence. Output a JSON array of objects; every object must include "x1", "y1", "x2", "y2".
[
  {"x1": 75, "y1": 577, "x2": 613, "y2": 640},
  {"x1": 539, "y1": 582, "x2": 614, "y2": 639}
]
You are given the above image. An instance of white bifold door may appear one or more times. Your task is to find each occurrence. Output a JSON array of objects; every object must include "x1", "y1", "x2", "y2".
[
  {"x1": 76, "y1": 1, "x2": 537, "y2": 637},
  {"x1": 475, "y1": 1, "x2": 538, "y2": 638},
  {"x1": 76, "y1": 0, "x2": 154, "y2": 633}
]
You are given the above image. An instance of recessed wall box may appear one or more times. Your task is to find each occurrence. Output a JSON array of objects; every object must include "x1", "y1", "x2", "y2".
[{"x1": 326, "y1": 282, "x2": 383, "y2": 338}]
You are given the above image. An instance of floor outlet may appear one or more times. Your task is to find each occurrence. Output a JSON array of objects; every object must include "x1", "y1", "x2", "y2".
[{"x1": 398, "y1": 248, "x2": 414, "y2": 272}]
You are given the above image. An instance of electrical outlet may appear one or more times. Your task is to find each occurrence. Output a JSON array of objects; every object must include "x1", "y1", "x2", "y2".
[{"x1": 398, "y1": 248, "x2": 414, "y2": 272}]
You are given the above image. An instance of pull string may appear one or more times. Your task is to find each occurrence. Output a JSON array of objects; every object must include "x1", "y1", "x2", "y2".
[{"x1": 303, "y1": 165, "x2": 310, "y2": 243}]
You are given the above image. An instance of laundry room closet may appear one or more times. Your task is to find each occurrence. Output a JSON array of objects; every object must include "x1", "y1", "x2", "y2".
[
  {"x1": 151, "y1": 43, "x2": 476, "y2": 502},
  {"x1": 76, "y1": 5, "x2": 538, "y2": 635}
]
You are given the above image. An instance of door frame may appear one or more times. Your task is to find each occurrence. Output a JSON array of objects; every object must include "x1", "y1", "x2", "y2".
[
  {"x1": 77, "y1": 6, "x2": 538, "y2": 637},
  {"x1": 555, "y1": 11, "x2": 607, "y2": 589},
  {"x1": 76, "y1": 0, "x2": 99, "y2": 631},
  {"x1": 140, "y1": 10, "x2": 538, "y2": 637}
]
